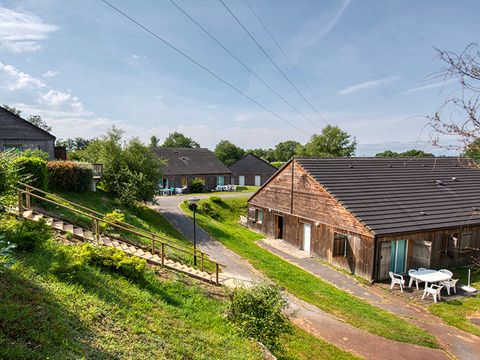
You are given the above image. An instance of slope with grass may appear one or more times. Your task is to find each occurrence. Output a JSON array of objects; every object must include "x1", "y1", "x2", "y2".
[
  {"x1": 429, "y1": 268, "x2": 480, "y2": 337},
  {"x1": 0, "y1": 216, "x2": 356, "y2": 360},
  {"x1": 180, "y1": 196, "x2": 439, "y2": 349}
]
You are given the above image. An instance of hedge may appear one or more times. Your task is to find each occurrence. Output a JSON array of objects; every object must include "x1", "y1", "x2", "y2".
[
  {"x1": 47, "y1": 161, "x2": 93, "y2": 192},
  {"x1": 13, "y1": 157, "x2": 48, "y2": 190}
]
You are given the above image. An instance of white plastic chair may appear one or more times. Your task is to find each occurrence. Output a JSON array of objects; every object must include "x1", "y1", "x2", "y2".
[
  {"x1": 418, "y1": 267, "x2": 427, "y2": 271},
  {"x1": 389, "y1": 271, "x2": 405, "y2": 292},
  {"x1": 439, "y1": 269, "x2": 453, "y2": 277},
  {"x1": 408, "y1": 269, "x2": 422, "y2": 289},
  {"x1": 440, "y1": 278, "x2": 459, "y2": 295},
  {"x1": 422, "y1": 284, "x2": 443, "y2": 303}
]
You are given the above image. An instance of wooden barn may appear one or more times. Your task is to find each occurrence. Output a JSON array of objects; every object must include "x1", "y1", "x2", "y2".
[
  {"x1": 229, "y1": 153, "x2": 277, "y2": 186},
  {"x1": 247, "y1": 157, "x2": 480, "y2": 281},
  {"x1": 0, "y1": 106, "x2": 56, "y2": 159},
  {"x1": 152, "y1": 147, "x2": 232, "y2": 191}
]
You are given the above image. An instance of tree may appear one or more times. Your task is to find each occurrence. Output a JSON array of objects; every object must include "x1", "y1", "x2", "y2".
[
  {"x1": 304, "y1": 125, "x2": 357, "y2": 157},
  {"x1": 149, "y1": 135, "x2": 160, "y2": 148},
  {"x1": 56, "y1": 137, "x2": 93, "y2": 151},
  {"x1": 464, "y1": 138, "x2": 480, "y2": 161},
  {"x1": 162, "y1": 132, "x2": 200, "y2": 148},
  {"x1": 274, "y1": 141, "x2": 301, "y2": 162},
  {"x1": 27, "y1": 115, "x2": 51, "y2": 132},
  {"x1": 246, "y1": 148, "x2": 275, "y2": 162},
  {"x1": 214, "y1": 140, "x2": 245, "y2": 166},
  {"x1": 2, "y1": 104, "x2": 21, "y2": 116},
  {"x1": 375, "y1": 150, "x2": 399, "y2": 157},
  {"x1": 77, "y1": 127, "x2": 164, "y2": 206},
  {"x1": 428, "y1": 43, "x2": 480, "y2": 158}
]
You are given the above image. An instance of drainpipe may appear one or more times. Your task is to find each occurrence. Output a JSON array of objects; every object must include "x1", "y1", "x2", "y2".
[{"x1": 371, "y1": 235, "x2": 378, "y2": 283}]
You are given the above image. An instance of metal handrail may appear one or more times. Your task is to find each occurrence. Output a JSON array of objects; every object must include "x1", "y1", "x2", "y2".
[{"x1": 17, "y1": 184, "x2": 224, "y2": 282}]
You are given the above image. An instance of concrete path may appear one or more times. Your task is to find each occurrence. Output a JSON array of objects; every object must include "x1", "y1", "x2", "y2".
[
  {"x1": 259, "y1": 238, "x2": 480, "y2": 360},
  {"x1": 150, "y1": 193, "x2": 456, "y2": 360}
]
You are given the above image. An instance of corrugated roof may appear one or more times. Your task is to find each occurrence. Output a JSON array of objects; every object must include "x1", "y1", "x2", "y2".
[
  {"x1": 296, "y1": 157, "x2": 480, "y2": 235},
  {"x1": 152, "y1": 147, "x2": 232, "y2": 176}
]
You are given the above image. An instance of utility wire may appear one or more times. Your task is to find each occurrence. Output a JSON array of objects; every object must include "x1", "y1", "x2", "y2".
[
  {"x1": 243, "y1": 0, "x2": 332, "y2": 119},
  {"x1": 219, "y1": 0, "x2": 328, "y2": 126},
  {"x1": 168, "y1": 0, "x2": 321, "y2": 131},
  {"x1": 99, "y1": 0, "x2": 308, "y2": 135}
]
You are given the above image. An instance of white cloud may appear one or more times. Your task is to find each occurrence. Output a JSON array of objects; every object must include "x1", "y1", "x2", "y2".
[
  {"x1": 402, "y1": 79, "x2": 457, "y2": 94},
  {"x1": 42, "y1": 70, "x2": 59, "y2": 78},
  {"x1": 338, "y1": 75, "x2": 399, "y2": 95},
  {"x1": 0, "y1": 7, "x2": 57, "y2": 53},
  {"x1": 39, "y1": 89, "x2": 84, "y2": 112},
  {"x1": 0, "y1": 62, "x2": 46, "y2": 90}
]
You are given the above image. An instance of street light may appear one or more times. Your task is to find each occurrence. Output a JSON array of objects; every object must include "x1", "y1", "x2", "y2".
[{"x1": 189, "y1": 196, "x2": 200, "y2": 266}]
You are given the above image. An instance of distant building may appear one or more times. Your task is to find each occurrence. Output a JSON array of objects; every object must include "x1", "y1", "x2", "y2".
[
  {"x1": 248, "y1": 157, "x2": 480, "y2": 281},
  {"x1": 229, "y1": 153, "x2": 277, "y2": 186},
  {"x1": 0, "y1": 106, "x2": 56, "y2": 159},
  {"x1": 152, "y1": 147, "x2": 232, "y2": 191}
]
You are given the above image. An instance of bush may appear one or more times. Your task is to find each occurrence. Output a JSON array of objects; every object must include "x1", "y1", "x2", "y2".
[
  {"x1": 0, "y1": 216, "x2": 51, "y2": 251},
  {"x1": 210, "y1": 196, "x2": 223, "y2": 204},
  {"x1": 47, "y1": 161, "x2": 93, "y2": 192},
  {"x1": 227, "y1": 282, "x2": 292, "y2": 352},
  {"x1": 198, "y1": 201, "x2": 222, "y2": 220},
  {"x1": 21, "y1": 149, "x2": 50, "y2": 161},
  {"x1": 189, "y1": 178, "x2": 204, "y2": 193},
  {"x1": 101, "y1": 210, "x2": 125, "y2": 232},
  {"x1": 13, "y1": 156, "x2": 48, "y2": 190}
]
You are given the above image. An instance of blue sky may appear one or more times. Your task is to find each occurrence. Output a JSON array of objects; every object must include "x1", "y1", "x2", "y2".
[{"x1": 0, "y1": 0, "x2": 478, "y2": 155}]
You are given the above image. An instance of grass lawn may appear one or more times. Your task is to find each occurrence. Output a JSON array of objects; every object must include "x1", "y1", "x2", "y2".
[
  {"x1": 34, "y1": 188, "x2": 219, "y2": 272},
  {"x1": 0, "y1": 221, "x2": 357, "y2": 360},
  {"x1": 428, "y1": 268, "x2": 480, "y2": 337},
  {"x1": 180, "y1": 196, "x2": 440, "y2": 349}
]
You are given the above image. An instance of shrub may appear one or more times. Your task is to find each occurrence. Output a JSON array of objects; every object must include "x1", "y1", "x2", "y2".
[
  {"x1": 0, "y1": 216, "x2": 51, "y2": 251},
  {"x1": 13, "y1": 156, "x2": 48, "y2": 190},
  {"x1": 189, "y1": 178, "x2": 204, "y2": 193},
  {"x1": 227, "y1": 282, "x2": 292, "y2": 352},
  {"x1": 101, "y1": 209, "x2": 125, "y2": 232},
  {"x1": 47, "y1": 161, "x2": 93, "y2": 192},
  {"x1": 21, "y1": 149, "x2": 50, "y2": 161},
  {"x1": 198, "y1": 201, "x2": 222, "y2": 220},
  {"x1": 210, "y1": 196, "x2": 223, "y2": 204}
]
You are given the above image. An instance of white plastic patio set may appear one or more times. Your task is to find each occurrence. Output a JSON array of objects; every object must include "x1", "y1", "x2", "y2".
[
  {"x1": 389, "y1": 268, "x2": 458, "y2": 303},
  {"x1": 212, "y1": 185, "x2": 237, "y2": 192},
  {"x1": 160, "y1": 186, "x2": 187, "y2": 196}
]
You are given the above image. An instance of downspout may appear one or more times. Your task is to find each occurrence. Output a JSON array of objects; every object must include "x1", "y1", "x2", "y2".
[
  {"x1": 372, "y1": 235, "x2": 378, "y2": 283},
  {"x1": 290, "y1": 159, "x2": 294, "y2": 214}
]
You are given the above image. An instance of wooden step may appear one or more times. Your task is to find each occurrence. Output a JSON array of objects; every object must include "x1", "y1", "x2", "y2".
[
  {"x1": 45, "y1": 217, "x2": 54, "y2": 226},
  {"x1": 102, "y1": 238, "x2": 113, "y2": 246},
  {"x1": 73, "y1": 227, "x2": 84, "y2": 236},
  {"x1": 63, "y1": 224, "x2": 74, "y2": 233},
  {"x1": 22, "y1": 210, "x2": 33, "y2": 219},
  {"x1": 53, "y1": 221, "x2": 64, "y2": 229},
  {"x1": 33, "y1": 214, "x2": 44, "y2": 221},
  {"x1": 83, "y1": 231, "x2": 94, "y2": 240}
]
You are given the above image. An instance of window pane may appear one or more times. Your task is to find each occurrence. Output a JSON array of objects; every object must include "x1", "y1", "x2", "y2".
[{"x1": 333, "y1": 233, "x2": 348, "y2": 257}]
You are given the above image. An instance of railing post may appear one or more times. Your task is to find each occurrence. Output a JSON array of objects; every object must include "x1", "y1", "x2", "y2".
[
  {"x1": 152, "y1": 239, "x2": 155, "y2": 255},
  {"x1": 25, "y1": 188, "x2": 31, "y2": 209},
  {"x1": 93, "y1": 219, "x2": 99, "y2": 242},
  {"x1": 215, "y1": 263, "x2": 219, "y2": 286},
  {"x1": 18, "y1": 190, "x2": 23, "y2": 214},
  {"x1": 201, "y1": 252, "x2": 204, "y2": 272},
  {"x1": 161, "y1": 243, "x2": 165, "y2": 267}
]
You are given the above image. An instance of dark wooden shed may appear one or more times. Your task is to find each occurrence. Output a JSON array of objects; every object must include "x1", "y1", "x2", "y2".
[
  {"x1": 247, "y1": 157, "x2": 480, "y2": 281},
  {"x1": 0, "y1": 106, "x2": 56, "y2": 159},
  {"x1": 229, "y1": 153, "x2": 278, "y2": 186},
  {"x1": 152, "y1": 147, "x2": 232, "y2": 191}
]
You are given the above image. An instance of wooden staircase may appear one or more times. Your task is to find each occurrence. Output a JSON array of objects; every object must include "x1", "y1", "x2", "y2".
[{"x1": 17, "y1": 183, "x2": 223, "y2": 285}]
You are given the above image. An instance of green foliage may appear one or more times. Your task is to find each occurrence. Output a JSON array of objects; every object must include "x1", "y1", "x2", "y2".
[
  {"x1": 214, "y1": 140, "x2": 245, "y2": 166},
  {"x1": 73, "y1": 127, "x2": 164, "y2": 206},
  {"x1": 12, "y1": 156, "x2": 48, "y2": 190},
  {"x1": 245, "y1": 148, "x2": 275, "y2": 162},
  {"x1": 162, "y1": 131, "x2": 200, "y2": 148},
  {"x1": 56, "y1": 137, "x2": 93, "y2": 152},
  {"x1": 21, "y1": 149, "x2": 50, "y2": 160},
  {"x1": 101, "y1": 209, "x2": 126, "y2": 231},
  {"x1": 189, "y1": 177, "x2": 205, "y2": 193},
  {"x1": 270, "y1": 161, "x2": 283, "y2": 169},
  {"x1": 27, "y1": 114, "x2": 51, "y2": 132},
  {"x1": 227, "y1": 281, "x2": 292, "y2": 352},
  {"x1": 303, "y1": 125, "x2": 357, "y2": 157},
  {"x1": 198, "y1": 201, "x2": 222, "y2": 220},
  {"x1": 375, "y1": 149, "x2": 435, "y2": 157},
  {"x1": 0, "y1": 217, "x2": 51, "y2": 251},
  {"x1": 47, "y1": 161, "x2": 93, "y2": 192},
  {"x1": 0, "y1": 150, "x2": 19, "y2": 200},
  {"x1": 274, "y1": 140, "x2": 301, "y2": 162},
  {"x1": 149, "y1": 135, "x2": 160, "y2": 148},
  {"x1": 210, "y1": 196, "x2": 223, "y2": 204},
  {"x1": 464, "y1": 138, "x2": 480, "y2": 161}
]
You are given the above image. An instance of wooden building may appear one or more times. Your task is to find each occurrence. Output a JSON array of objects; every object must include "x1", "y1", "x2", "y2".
[
  {"x1": 229, "y1": 153, "x2": 277, "y2": 186},
  {"x1": 152, "y1": 147, "x2": 232, "y2": 191},
  {"x1": 0, "y1": 106, "x2": 56, "y2": 159},
  {"x1": 247, "y1": 157, "x2": 480, "y2": 281}
]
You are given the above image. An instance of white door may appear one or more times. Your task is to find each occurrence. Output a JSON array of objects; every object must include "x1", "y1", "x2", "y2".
[
  {"x1": 303, "y1": 224, "x2": 311, "y2": 254},
  {"x1": 239, "y1": 176, "x2": 245, "y2": 186},
  {"x1": 254, "y1": 175, "x2": 261, "y2": 186}
]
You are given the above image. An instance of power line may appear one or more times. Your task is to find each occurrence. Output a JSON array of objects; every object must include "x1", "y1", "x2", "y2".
[
  {"x1": 99, "y1": 0, "x2": 308, "y2": 135},
  {"x1": 168, "y1": 0, "x2": 321, "y2": 131},
  {"x1": 243, "y1": 0, "x2": 332, "y2": 119},
  {"x1": 219, "y1": 0, "x2": 328, "y2": 126}
]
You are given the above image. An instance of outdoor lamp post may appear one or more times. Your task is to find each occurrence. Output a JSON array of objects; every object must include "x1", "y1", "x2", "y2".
[{"x1": 189, "y1": 196, "x2": 200, "y2": 266}]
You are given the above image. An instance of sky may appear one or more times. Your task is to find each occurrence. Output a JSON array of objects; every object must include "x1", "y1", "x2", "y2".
[{"x1": 0, "y1": 0, "x2": 478, "y2": 155}]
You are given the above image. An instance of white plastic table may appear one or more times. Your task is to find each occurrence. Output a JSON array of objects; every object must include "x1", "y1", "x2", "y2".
[{"x1": 409, "y1": 269, "x2": 451, "y2": 289}]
